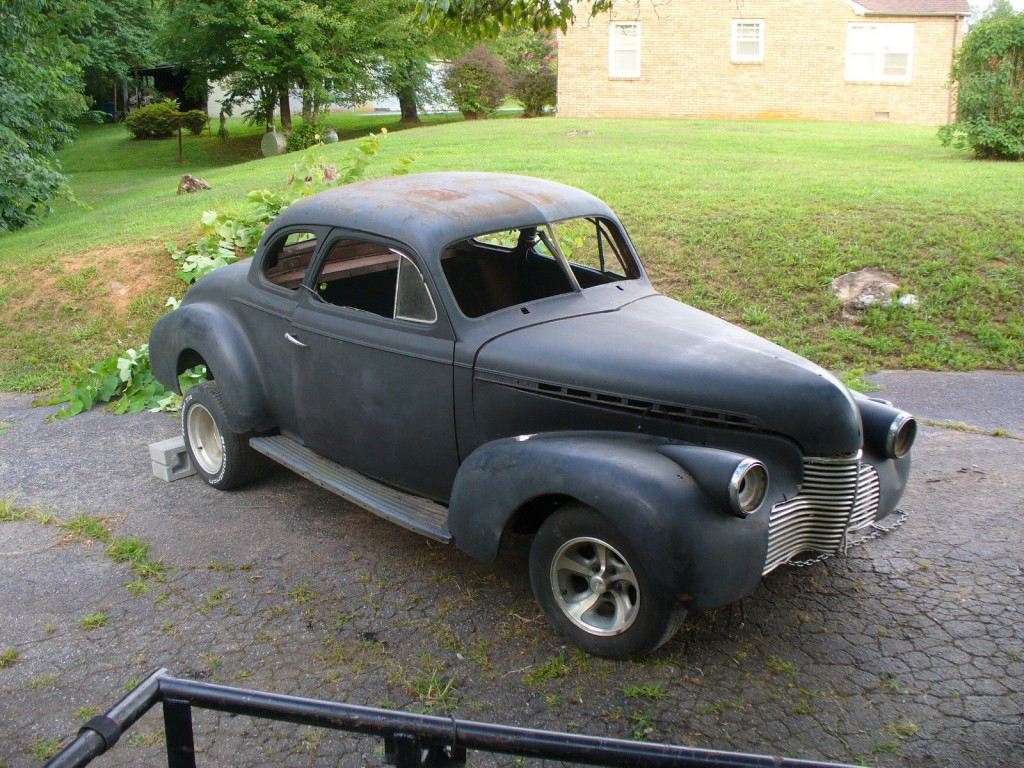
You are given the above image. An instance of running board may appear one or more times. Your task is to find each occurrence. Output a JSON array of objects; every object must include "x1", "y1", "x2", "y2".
[{"x1": 250, "y1": 436, "x2": 451, "y2": 543}]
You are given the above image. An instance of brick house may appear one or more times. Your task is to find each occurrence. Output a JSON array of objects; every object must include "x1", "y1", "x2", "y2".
[{"x1": 557, "y1": 0, "x2": 970, "y2": 125}]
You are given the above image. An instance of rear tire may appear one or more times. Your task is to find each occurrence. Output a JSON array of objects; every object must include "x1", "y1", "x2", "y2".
[
  {"x1": 181, "y1": 381, "x2": 262, "y2": 490},
  {"x1": 529, "y1": 503, "x2": 685, "y2": 659}
]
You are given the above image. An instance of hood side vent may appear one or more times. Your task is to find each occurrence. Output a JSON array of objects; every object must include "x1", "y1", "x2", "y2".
[{"x1": 477, "y1": 371, "x2": 759, "y2": 432}]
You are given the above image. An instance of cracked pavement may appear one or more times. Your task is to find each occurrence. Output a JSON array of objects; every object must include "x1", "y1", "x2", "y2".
[{"x1": 0, "y1": 372, "x2": 1022, "y2": 767}]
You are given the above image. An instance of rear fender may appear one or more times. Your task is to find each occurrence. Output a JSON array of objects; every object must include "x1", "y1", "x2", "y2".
[
  {"x1": 149, "y1": 303, "x2": 272, "y2": 434},
  {"x1": 448, "y1": 432, "x2": 770, "y2": 609}
]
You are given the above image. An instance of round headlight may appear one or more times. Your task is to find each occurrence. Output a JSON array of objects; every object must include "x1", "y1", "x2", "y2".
[
  {"x1": 729, "y1": 459, "x2": 769, "y2": 517},
  {"x1": 887, "y1": 412, "x2": 917, "y2": 459}
]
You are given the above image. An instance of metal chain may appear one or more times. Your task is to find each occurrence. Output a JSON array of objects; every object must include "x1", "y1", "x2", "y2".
[{"x1": 785, "y1": 508, "x2": 909, "y2": 568}]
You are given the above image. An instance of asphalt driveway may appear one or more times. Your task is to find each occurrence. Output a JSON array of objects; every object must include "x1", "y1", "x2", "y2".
[{"x1": 0, "y1": 372, "x2": 1021, "y2": 767}]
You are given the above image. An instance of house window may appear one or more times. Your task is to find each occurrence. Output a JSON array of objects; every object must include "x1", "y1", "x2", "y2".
[
  {"x1": 732, "y1": 20, "x2": 765, "y2": 63},
  {"x1": 845, "y1": 23, "x2": 914, "y2": 83},
  {"x1": 609, "y1": 22, "x2": 640, "y2": 78}
]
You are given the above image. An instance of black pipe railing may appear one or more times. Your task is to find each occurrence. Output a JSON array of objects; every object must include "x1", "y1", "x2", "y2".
[{"x1": 46, "y1": 669, "x2": 856, "y2": 768}]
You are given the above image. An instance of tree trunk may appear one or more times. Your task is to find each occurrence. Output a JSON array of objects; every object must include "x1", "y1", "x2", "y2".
[
  {"x1": 302, "y1": 85, "x2": 314, "y2": 124},
  {"x1": 398, "y1": 86, "x2": 420, "y2": 124},
  {"x1": 279, "y1": 87, "x2": 292, "y2": 131}
]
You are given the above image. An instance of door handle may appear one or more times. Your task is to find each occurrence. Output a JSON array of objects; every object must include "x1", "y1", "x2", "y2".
[{"x1": 284, "y1": 332, "x2": 308, "y2": 348}]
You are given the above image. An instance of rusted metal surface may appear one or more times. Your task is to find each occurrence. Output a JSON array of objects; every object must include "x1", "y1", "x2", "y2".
[{"x1": 268, "y1": 172, "x2": 618, "y2": 261}]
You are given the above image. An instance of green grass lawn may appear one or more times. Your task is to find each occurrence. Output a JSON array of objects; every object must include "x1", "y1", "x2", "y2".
[{"x1": 0, "y1": 115, "x2": 1021, "y2": 391}]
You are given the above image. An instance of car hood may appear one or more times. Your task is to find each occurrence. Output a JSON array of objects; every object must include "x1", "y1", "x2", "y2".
[{"x1": 473, "y1": 294, "x2": 862, "y2": 456}]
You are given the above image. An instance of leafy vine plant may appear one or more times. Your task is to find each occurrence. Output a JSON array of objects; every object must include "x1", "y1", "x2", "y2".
[{"x1": 44, "y1": 130, "x2": 411, "y2": 419}]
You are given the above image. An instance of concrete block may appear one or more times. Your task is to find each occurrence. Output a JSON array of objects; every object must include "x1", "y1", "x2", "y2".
[{"x1": 149, "y1": 435, "x2": 195, "y2": 482}]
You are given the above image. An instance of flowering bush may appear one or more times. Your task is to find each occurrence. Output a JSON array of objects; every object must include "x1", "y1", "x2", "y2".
[
  {"x1": 497, "y1": 32, "x2": 557, "y2": 117},
  {"x1": 443, "y1": 46, "x2": 509, "y2": 119},
  {"x1": 512, "y1": 68, "x2": 556, "y2": 118}
]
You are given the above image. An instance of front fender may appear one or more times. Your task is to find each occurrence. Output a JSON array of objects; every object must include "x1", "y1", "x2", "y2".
[
  {"x1": 149, "y1": 303, "x2": 272, "y2": 434},
  {"x1": 448, "y1": 432, "x2": 770, "y2": 610}
]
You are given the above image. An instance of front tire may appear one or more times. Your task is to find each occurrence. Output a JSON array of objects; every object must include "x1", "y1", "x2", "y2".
[
  {"x1": 529, "y1": 504, "x2": 685, "y2": 659},
  {"x1": 181, "y1": 381, "x2": 261, "y2": 490}
]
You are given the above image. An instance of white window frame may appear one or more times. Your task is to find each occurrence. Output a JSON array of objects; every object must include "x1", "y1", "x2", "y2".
[
  {"x1": 608, "y1": 21, "x2": 641, "y2": 79},
  {"x1": 731, "y1": 19, "x2": 765, "y2": 64},
  {"x1": 845, "y1": 22, "x2": 915, "y2": 84}
]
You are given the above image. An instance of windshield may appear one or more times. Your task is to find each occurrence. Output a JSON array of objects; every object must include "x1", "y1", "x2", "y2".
[{"x1": 441, "y1": 216, "x2": 641, "y2": 319}]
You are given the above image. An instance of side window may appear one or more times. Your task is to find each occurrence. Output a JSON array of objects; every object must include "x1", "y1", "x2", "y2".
[
  {"x1": 314, "y1": 238, "x2": 435, "y2": 323},
  {"x1": 263, "y1": 231, "x2": 318, "y2": 289}
]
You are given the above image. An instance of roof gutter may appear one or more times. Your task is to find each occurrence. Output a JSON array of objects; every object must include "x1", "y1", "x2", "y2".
[
  {"x1": 860, "y1": 11, "x2": 970, "y2": 16},
  {"x1": 838, "y1": 0, "x2": 971, "y2": 17}
]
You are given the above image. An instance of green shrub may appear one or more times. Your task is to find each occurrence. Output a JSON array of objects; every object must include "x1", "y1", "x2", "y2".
[
  {"x1": 124, "y1": 101, "x2": 182, "y2": 139},
  {"x1": 180, "y1": 110, "x2": 209, "y2": 136},
  {"x1": 939, "y1": 11, "x2": 1024, "y2": 160},
  {"x1": 443, "y1": 46, "x2": 508, "y2": 119},
  {"x1": 0, "y1": 129, "x2": 69, "y2": 231},
  {"x1": 286, "y1": 122, "x2": 321, "y2": 152}
]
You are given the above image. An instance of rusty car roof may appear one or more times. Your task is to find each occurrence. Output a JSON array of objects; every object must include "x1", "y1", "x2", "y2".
[{"x1": 270, "y1": 172, "x2": 617, "y2": 256}]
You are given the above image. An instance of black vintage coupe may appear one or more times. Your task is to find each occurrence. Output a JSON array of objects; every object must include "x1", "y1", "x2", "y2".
[{"x1": 151, "y1": 172, "x2": 916, "y2": 657}]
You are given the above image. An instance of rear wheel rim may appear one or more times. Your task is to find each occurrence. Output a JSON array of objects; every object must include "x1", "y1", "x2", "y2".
[
  {"x1": 186, "y1": 403, "x2": 223, "y2": 475},
  {"x1": 549, "y1": 536, "x2": 640, "y2": 636}
]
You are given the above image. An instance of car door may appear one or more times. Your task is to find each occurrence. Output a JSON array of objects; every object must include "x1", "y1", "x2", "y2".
[
  {"x1": 286, "y1": 231, "x2": 458, "y2": 502},
  {"x1": 239, "y1": 225, "x2": 328, "y2": 438}
]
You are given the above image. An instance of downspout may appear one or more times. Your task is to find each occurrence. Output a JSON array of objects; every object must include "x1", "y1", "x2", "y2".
[{"x1": 947, "y1": 15, "x2": 962, "y2": 125}]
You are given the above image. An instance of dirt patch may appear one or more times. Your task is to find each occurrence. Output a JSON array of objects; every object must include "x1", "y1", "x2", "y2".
[
  {"x1": 60, "y1": 243, "x2": 179, "y2": 316},
  {"x1": 3, "y1": 243, "x2": 178, "y2": 320},
  {"x1": 0, "y1": 240, "x2": 186, "y2": 390}
]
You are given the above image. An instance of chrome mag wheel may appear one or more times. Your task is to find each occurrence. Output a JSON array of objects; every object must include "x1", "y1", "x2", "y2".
[
  {"x1": 186, "y1": 402, "x2": 224, "y2": 476},
  {"x1": 549, "y1": 536, "x2": 640, "y2": 636}
]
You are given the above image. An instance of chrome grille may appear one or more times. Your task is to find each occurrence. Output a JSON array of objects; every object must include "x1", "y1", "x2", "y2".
[
  {"x1": 763, "y1": 456, "x2": 880, "y2": 575},
  {"x1": 848, "y1": 464, "x2": 880, "y2": 532}
]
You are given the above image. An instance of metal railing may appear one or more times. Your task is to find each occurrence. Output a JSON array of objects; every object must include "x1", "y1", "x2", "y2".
[{"x1": 46, "y1": 668, "x2": 855, "y2": 768}]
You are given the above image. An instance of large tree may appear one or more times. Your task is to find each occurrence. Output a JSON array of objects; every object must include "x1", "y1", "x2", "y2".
[
  {"x1": 76, "y1": 0, "x2": 159, "y2": 112},
  {"x1": 981, "y1": 0, "x2": 1018, "y2": 20},
  {"x1": 164, "y1": 0, "x2": 384, "y2": 130},
  {"x1": 373, "y1": 0, "x2": 466, "y2": 123},
  {"x1": 419, "y1": 0, "x2": 615, "y2": 34},
  {"x1": 0, "y1": 0, "x2": 90, "y2": 231}
]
